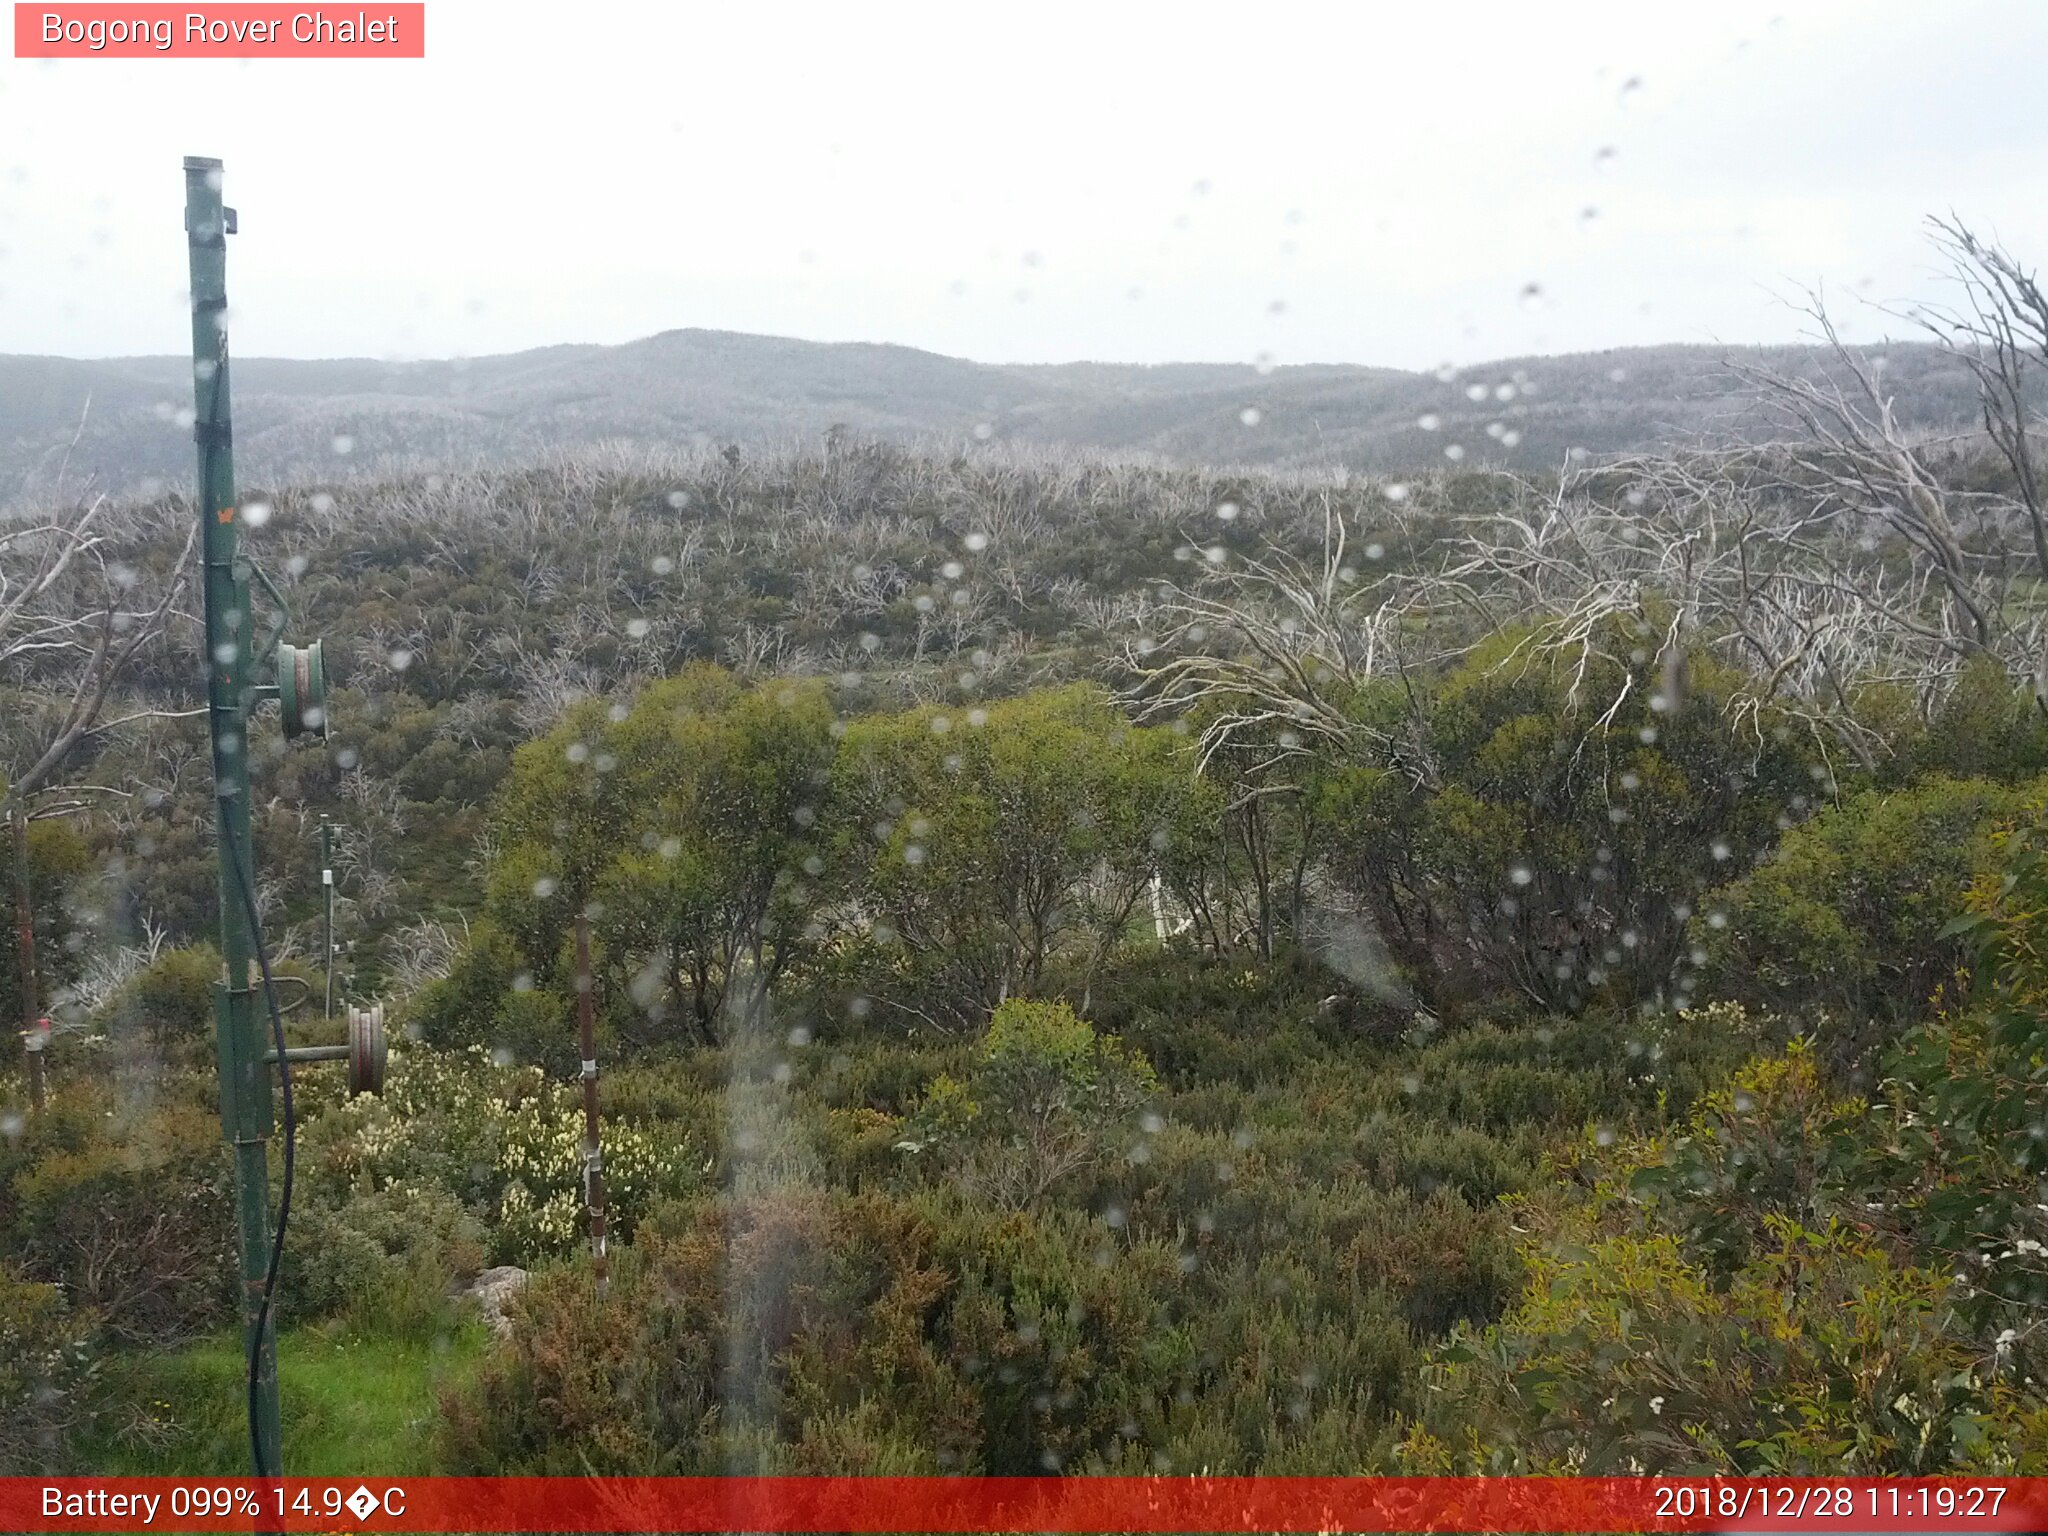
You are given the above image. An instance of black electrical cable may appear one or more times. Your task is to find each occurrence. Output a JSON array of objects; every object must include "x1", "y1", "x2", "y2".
[{"x1": 228, "y1": 839, "x2": 294, "y2": 1477}]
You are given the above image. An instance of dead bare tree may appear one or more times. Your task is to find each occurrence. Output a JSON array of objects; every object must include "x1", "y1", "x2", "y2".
[
  {"x1": 1436, "y1": 451, "x2": 1932, "y2": 769},
  {"x1": 1728, "y1": 300, "x2": 2011, "y2": 662},
  {"x1": 1123, "y1": 491, "x2": 1439, "y2": 788},
  {"x1": 383, "y1": 913, "x2": 470, "y2": 997},
  {"x1": 1911, "y1": 217, "x2": 2048, "y2": 693},
  {"x1": 1, "y1": 497, "x2": 201, "y2": 808},
  {"x1": 3, "y1": 494, "x2": 199, "y2": 1078},
  {"x1": 1445, "y1": 224, "x2": 2048, "y2": 769},
  {"x1": 509, "y1": 644, "x2": 601, "y2": 733}
]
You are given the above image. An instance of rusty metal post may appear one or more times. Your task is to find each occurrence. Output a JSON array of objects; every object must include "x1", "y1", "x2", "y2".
[
  {"x1": 573, "y1": 911, "x2": 608, "y2": 1294},
  {"x1": 319, "y1": 815, "x2": 335, "y2": 1021}
]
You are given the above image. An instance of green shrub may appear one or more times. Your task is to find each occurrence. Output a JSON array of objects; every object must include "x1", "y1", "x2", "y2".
[
  {"x1": 0, "y1": 817, "x2": 92, "y2": 1039},
  {"x1": 442, "y1": 1182, "x2": 1422, "y2": 1478},
  {"x1": 439, "y1": 1188, "x2": 964, "y2": 1474},
  {"x1": 810, "y1": 1036, "x2": 975, "y2": 1116},
  {"x1": 280, "y1": 1184, "x2": 486, "y2": 1339},
  {"x1": 2, "y1": 1084, "x2": 230, "y2": 1348},
  {"x1": 1403, "y1": 1049, "x2": 2048, "y2": 1473},
  {"x1": 831, "y1": 686, "x2": 1196, "y2": 1024},
  {"x1": 102, "y1": 945, "x2": 220, "y2": 1062},
  {"x1": 1907, "y1": 657, "x2": 2048, "y2": 783},
  {"x1": 0, "y1": 1262, "x2": 97, "y2": 1474},
  {"x1": 900, "y1": 998, "x2": 1156, "y2": 1208},
  {"x1": 1697, "y1": 775, "x2": 2041, "y2": 1058},
  {"x1": 1317, "y1": 626, "x2": 1819, "y2": 1013},
  {"x1": 1834, "y1": 823, "x2": 2048, "y2": 1356},
  {"x1": 302, "y1": 1043, "x2": 703, "y2": 1266},
  {"x1": 1086, "y1": 949, "x2": 1395, "y2": 1091},
  {"x1": 1405, "y1": 1218, "x2": 2036, "y2": 1473},
  {"x1": 410, "y1": 922, "x2": 519, "y2": 1053}
]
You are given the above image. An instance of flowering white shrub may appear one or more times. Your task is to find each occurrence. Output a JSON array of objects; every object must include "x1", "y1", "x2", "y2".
[{"x1": 312, "y1": 1043, "x2": 701, "y2": 1264}]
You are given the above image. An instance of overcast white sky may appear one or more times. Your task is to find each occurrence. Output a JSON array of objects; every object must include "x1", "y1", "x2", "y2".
[{"x1": 1, "y1": 0, "x2": 2044, "y2": 370}]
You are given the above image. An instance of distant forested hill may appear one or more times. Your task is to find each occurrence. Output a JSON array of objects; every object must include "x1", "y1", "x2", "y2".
[{"x1": 0, "y1": 328, "x2": 1990, "y2": 507}]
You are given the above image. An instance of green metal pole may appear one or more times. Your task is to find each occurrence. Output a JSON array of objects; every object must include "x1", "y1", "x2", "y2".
[{"x1": 184, "y1": 154, "x2": 283, "y2": 1478}]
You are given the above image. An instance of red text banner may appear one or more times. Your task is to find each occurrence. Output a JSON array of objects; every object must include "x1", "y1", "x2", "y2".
[{"x1": 5, "y1": 1477, "x2": 2047, "y2": 1533}]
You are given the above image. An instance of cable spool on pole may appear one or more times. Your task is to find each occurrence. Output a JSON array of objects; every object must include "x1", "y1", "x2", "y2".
[
  {"x1": 346, "y1": 1003, "x2": 386, "y2": 1098},
  {"x1": 261, "y1": 1004, "x2": 386, "y2": 1097},
  {"x1": 278, "y1": 640, "x2": 328, "y2": 739}
]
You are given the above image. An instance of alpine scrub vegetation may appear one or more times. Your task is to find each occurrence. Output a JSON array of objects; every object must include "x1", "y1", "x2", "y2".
[
  {"x1": 16, "y1": 628, "x2": 2048, "y2": 1472},
  {"x1": 898, "y1": 998, "x2": 1159, "y2": 1209},
  {"x1": 1403, "y1": 1044, "x2": 2048, "y2": 1473},
  {"x1": 307, "y1": 1043, "x2": 704, "y2": 1263},
  {"x1": 14, "y1": 277, "x2": 2048, "y2": 1472},
  {"x1": 1402, "y1": 828, "x2": 2048, "y2": 1476}
]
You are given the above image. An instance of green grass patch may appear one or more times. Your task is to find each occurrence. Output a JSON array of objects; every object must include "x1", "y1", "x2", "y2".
[{"x1": 90, "y1": 1323, "x2": 489, "y2": 1476}]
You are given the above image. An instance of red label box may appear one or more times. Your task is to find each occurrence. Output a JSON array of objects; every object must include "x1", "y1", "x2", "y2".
[{"x1": 14, "y1": 3, "x2": 425, "y2": 57}]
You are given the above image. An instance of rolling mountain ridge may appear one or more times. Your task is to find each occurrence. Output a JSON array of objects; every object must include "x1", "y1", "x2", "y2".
[{"x1": 0, "y1": 328, "x2": 1988, "y2": 507}]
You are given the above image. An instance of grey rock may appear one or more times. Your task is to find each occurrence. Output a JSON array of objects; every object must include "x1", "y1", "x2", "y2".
[{"x1": 462, "y1": 1265, "x2": 528, "y2": 1338}]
